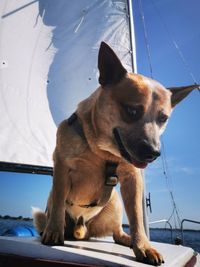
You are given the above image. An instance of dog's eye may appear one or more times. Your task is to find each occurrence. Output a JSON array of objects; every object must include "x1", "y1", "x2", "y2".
[
  {"x1": 127, "y1": 106, "x2": 137, "y2": 116},
  {"x1": 157, "y1": 113, "x2": 168, "y2": 124},
  {"x1": 122, "y1": 104, "x2": 143, "y2": 121}
]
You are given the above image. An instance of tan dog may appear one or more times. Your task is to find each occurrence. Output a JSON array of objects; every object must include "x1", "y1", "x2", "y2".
[{"x1": 33, "y1": 42, "x2": 198, "y2": 266}]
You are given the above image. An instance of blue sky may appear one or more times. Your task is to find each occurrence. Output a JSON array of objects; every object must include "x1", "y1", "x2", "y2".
[{"x1": 0, "y1": 0, "x2": 200, "y2": 230}]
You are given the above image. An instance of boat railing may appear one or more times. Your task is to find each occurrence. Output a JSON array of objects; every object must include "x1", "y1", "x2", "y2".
[
  {"x1": 149, "y1": 219, "x2": 173, "y2": 243},
  {"x1": 181, "y1": 219, "x2": 200, "y2": 245}
]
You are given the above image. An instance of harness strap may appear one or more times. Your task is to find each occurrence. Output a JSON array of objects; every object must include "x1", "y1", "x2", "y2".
[
  {"x1": 68, "y1": 113, "x2": 85, "y2": 140},
  {"x1": 105, "y1": 161, "x2": 118, "y2": 186},
  {"x1": 67, "y1": 113, "x2": 119, "y2": 208}
]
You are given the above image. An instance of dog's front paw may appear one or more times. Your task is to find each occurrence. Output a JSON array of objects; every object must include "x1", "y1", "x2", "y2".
[
  {"x1": 41, "y1": 224, "x2": 64, "y2": 246},
  {"x1": 133, "y1": 243, "x2": 164, "y2": 266}
]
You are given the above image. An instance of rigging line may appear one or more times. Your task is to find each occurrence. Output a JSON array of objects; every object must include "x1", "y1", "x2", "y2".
[
  {"x1": 166, "y1": 200, "x2": 179, "y2": 230},
  {"x1": 170, "y1": 191, "x2": 181, "y2": 227},
  {"x1": 161, "y1": 139, "x2": 182, "y2": 228},
  {"x1": 167, "y1": 206, "x2": 176, "y2": 225},
  {"x1": 161, "y1": 140, "x2": 174, "y2": 192},
  {"x1": 150, "y1": 0, "x2": 200, "y2": 92},
  {"x1": 138, "y1": 0, "x2": 153, "y2": 78},
  {"x1": 167, "y1": 204, "x2": 179, "y2": 230},
  {"x1": 160, "y1": 142, "x2": 181, "y2": 228},
  {"x1": 161, "y1": 153, "x2": 176, "y2": 223},
  {"x1": 161, "y1": 139, "x2": 172, "y2": 190}
]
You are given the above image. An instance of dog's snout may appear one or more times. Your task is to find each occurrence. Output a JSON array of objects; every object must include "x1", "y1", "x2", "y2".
[{"x1": 137, "y1": 140, "x2": 160, "y2": 162}]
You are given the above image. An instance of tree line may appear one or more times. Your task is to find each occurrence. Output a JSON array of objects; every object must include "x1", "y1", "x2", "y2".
[{"x1": 0, "y1": 215, "x2": 32, "y2": 221}]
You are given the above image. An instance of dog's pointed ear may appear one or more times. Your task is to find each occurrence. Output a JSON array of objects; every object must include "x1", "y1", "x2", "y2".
[
  {"x1": 98, "y1": 42, "x2": 127, "y2": 86},
  {"x1": 168, "y1": 84, "x2": 200, "y2": 107}
]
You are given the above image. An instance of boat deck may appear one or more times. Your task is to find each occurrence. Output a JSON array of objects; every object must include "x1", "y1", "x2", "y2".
[{"x1": 0, "y1": 236, "x2": 198, "y2": 267}]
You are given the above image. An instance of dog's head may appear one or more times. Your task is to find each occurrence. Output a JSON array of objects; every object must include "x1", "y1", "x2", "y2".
[{"x1": 93, "y1": 42, "x2": 199, "y2": 168}]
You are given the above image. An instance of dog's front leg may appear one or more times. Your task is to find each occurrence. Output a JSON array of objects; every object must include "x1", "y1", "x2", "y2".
[
  {"x1": 42, "y1": 159, "x2": 70, "y2": 246},
  {"x1": 118, "y1": 164, "x2": 164, "y2": 266}
]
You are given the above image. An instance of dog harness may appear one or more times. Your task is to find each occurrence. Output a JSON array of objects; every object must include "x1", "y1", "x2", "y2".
[{"x1": 67, "y1": 113, "x2": 119, "y2": 208}]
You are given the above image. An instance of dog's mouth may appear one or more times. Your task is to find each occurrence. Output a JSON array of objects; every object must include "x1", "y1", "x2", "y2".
[{"x1": 113, "y1": 128, "x2": 149, "y2": 169}]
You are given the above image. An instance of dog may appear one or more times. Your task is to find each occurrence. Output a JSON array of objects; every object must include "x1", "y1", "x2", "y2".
[{"x1": 33, "y1": 42, "x2": 198, "y2": 266}]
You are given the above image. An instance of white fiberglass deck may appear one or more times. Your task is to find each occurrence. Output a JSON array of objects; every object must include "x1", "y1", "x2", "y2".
[{"x1": 0, "y1": 236, "x2": 198, "y2": 267}]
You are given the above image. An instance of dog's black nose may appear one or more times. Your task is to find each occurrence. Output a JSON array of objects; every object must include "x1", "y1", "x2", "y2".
[{"x1": 137, "y1": 140, "x2": 161, "y2": 162}]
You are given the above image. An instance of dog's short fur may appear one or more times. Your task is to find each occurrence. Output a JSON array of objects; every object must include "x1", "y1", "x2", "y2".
[{"x1": 33, "y1": 42, "x2": 198, "y2": 265}]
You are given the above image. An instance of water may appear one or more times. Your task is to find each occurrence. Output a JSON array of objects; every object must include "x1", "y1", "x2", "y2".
[
  {"x1": 150, "y1": 228, "x2": 200, "y2": 253},
  {"x1": 0, "y1": 219, "x2": 199, "y2": 253},
  {"x1": 124, "y1": 226, "x2": 200, "y2": 253}
]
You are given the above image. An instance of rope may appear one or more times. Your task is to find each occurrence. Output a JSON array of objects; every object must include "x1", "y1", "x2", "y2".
[
  {"x1": 161, "y1": 139, "x2": 182, "y2": 229},
  {"x1": 138, "y1": 0, "x2": 153, "y2": 78},
  {"x1": 150, "y1": 0, "x2": 200, "y2": 92}
]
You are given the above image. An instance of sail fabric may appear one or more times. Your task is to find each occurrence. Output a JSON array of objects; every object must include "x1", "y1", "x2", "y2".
[{"x1": 0, "y1": 0, "x2": 135, "y2": 167}]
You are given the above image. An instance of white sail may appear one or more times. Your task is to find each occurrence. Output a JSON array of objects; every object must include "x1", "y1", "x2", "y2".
[{"x1": 0, "y1": 0, "x2": 136, "y2": 167}]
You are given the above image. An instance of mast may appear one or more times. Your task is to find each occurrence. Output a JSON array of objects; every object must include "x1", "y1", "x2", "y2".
[
  {"x1": 127, "y1": 0, "x2": 150, "y2": 238},
  {"x1": 127, "y1": 0, "x2": 137, "y2": 73}
]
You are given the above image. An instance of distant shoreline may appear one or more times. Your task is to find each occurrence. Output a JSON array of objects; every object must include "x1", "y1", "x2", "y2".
[
  {"x1": 0, "y1": 215, "x2": 32, "y2": 221},
  {"x1": 122, "y1": 224, "x2": 200, "y2": 232}
]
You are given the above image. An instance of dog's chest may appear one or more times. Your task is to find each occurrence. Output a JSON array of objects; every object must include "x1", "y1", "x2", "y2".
[
  {"x1": 65, "y1": 158, "x2": 110, "y2": 221},
  {"x1": 67, "y1": 159, "x2": 106, "y2": 206}
]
